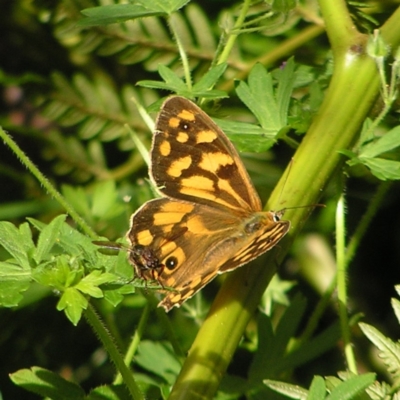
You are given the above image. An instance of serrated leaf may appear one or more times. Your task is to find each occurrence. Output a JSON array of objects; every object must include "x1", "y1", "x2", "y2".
[
  {"x1": 158, "y1": 65, "x2": 187, "y2": 91},
  {"x1": 359, "y1": 322, "x2": 400, "y2": 379},
  {"x1": 264, "y1": 379, "x2": 308, "y2": 399},
  {"x1": 328, "y1": 373, "x2": 376, "y2": 400},
  {"x1": 57, "y1": 287, "x2": 88, "y2": 326},
  {"x1": 10, "y1": 366, "x2": 85, "y2": 400},
  {"x1": 75, "y1": 270, "x2": 118, "y2": 298},
  {"x1": 360, "y1": 157, "x2": 400, "y2": 180},
  {"x1": 79, "y1": 5, "x2": 162, "y2": 27},
  {"x1": 34, "y1": 215, "x2": 67, "y2": 264},
  {"x1": 236, "y1": 63, "x2": 282, "y2": 133},
  {"x1": 0, "y1": 221, "x2": 33, "y2": 270},
  {"x1": 361, "y1": 126, "x2": 400, "y2": 158}
]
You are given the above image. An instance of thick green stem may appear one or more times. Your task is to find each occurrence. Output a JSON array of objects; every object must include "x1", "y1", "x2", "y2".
[{"x1": 168, "y1": 6, "x2": 400, "y2": 400}]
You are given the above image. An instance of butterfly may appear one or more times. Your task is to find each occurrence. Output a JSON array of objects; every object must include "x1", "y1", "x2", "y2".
[{"x1": 126, "y1": 96, "x2": 290, "y2": 311}]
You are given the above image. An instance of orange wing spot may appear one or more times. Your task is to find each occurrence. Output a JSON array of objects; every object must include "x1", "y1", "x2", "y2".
[
  {"x1": 153, "y1": 212, "x2": 186, "y2": 224},
  {"x1": 159, "y1": 140, "x2": 171, "y2": 156},
  {"x1": 168, "y1": 293, "x2": 182, "y2": 303},
  {"x1": 181, "y1": 176, "x2": 214, "y2": 192},
  {"x1": 198, "y1": 152, "x2": 234, "y2": 172},
  {"x1": 167, "y1": 155, "x2": 192, "y2": 177},
  {"x1": 186, "y1": 276, "x2": 202, "y2": 288},
  {"x1": 176, "y1": 131, "x2": 189, "y2": 143},
  {"x1": 168, "y1": 117, "x2": 181, "y2": 128},
  {"x1": 178, "y1": 109, "x2": 195, "y2": 121},
  {"x1": 196, "y1": 129, "x2": 217, "y2": 144},
  {"x1": 136, "y1": 230, "x2": 153, "y2": 246},
  {"x1": 186, "y1": 215, "x2": 211, "y2": 234},
  {"x1": 161, "y1": 201, "x2": 194, "y2": 213},
  {"x1": 161, "y1": 240, "x2": 177, "y2": 254}
]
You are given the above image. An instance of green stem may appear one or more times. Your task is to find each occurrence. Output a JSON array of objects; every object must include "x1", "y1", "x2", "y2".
[
  {"x1": 169, "y1": 14, "x2": 192, "y2": 91},
  {"x1": 217, "y1": 0, "x2": 252, "y2": 65},
  {"x1": 84, "y1": 304, "x2": 144, "y2": 400},
  {"x1": 114, "y1": 304, "x2": 151, "y2": 385},
  {"x1": 336, "y1": 194, "x2": 357, "y2": 373},
  {"x1": 0, "y1": 128, "x2": 97, "y2": 239},
  {"x1": 345, "y1": 181, "x2": 392, "y2": 267}
]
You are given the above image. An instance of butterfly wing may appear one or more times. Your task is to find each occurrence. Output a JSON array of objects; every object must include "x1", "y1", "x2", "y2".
[
  {"x1": 127, "y1": 198, "x2": 290, "y2": 311},
  {"x1": 151, "y1": 96, "x2": 262, "y2": 214}
]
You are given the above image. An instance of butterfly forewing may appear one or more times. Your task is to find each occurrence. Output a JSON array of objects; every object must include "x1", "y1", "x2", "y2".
[{"x1": 151, "y1": 97, "x2": 262, "y2": 214}]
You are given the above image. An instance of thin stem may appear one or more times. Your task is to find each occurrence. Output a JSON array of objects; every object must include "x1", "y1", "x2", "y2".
[
  {"x1": 0, "y1": 128, "x2": 97, "y2": 239},
  {"x1": 114, "y1": 303, "x2": 151, "y2": 385},
  {"x1": 345, "y1": 181, "x2": 392, "y2": 268},
  {"x1": 84, "y1": 304, "x2": 144, "y2": 400},
  {"x1": 336, "y1": 194, "x2": 357, "y2": 374},
  {"x1": 217, "y1": 0, "x2": 252, "y2": 65},
  {"x1": 168, "y1": 14, "x2": 192, "y2": 91}
]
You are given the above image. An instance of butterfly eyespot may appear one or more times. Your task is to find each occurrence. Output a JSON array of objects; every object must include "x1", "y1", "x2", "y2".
[{"x1": 165, "y1": 256, "x2": 178, "y2": 270}]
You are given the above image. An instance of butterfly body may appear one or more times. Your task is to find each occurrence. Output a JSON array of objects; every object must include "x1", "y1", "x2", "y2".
[{"x1": 127, "y1": 97, "x2": 290, "y2": 311}]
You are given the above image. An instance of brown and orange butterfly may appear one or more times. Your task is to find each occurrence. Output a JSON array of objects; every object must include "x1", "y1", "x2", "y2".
[{"x1": 127, "y1": 96, "x2": 290, "y2": 311}]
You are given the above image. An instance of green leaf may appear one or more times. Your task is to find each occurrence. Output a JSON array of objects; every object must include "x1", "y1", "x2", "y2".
[
  {"x1": 280, "y1": 322, "x2": 341, "y2": 372},
  {"x1": 33, "y1": 214, "x2": 66, "y2": 264},
  {"x1": 192, "y1": 64, "x2": 228, "y2": 93},
  {"x1": 91, "y1": 180, "x2": 124, "y2": 219},
  {"x1": 213, "y1": 118, "x2": 276, "y2": 152},
  {"x1": 75, "y1": 270, "x2": 118, "y2": 298},
  {"x1": 0, "y1": 221, "x2": 34, "y2": 270},
  {"x1": 359, "y1": 322, "x2": 400, "y2": 380},
  {"x1": 57, "y1": 287, "x2": 88, "y2": 326},
  {"x1": 135, "y1": 341, "x2": 182, "y2": 385},
  {"x1": 308, "y1": 376, "x2": 327, "y2": 400},
  {"x1": 360, "y1": 157, "x2": 400, "y2": 180},
  {"x1": 79, "y1": 5, "x2": 162, "y2": 27},
  {"x1": 0, "y1": 262, "x2": 31, "y2": 307},
  {"x1": 135, "y1": 0, "x2": 190, "y2": 14},
  {"x1": 10, "y1": 366, "x2": 85, "y2": 400},
  {"x1": 158, "y1": 64, "x2": 188, "y2": 91},
  {"x1": 361, "y1": 125, "x2": 400, "y2": 158},
  {"x1": 87, "y1": 384, "x2": 131, "y2": 400},
  {"x1": 264, "y1": 379, "x2": 309, "y2": 399},
  {"x1": 275, "y1": 58, "x2": 296, "y2": 125},
  {"x1": 236, "y1": 63, "x2": 283, "y2": 134},
  {"x1": 61, "y1": 185, "x2": 91, "y2": 219},
  {"x1": 328, "y1": 373, "x2": 376, "y2": 400}
]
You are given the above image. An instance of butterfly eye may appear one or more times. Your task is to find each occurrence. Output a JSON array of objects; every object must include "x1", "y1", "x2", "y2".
[{"x1": 165, "y1": 256, "x2": 178, "y2": 270}]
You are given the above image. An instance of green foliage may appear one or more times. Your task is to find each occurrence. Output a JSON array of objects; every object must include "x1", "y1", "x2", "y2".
[{"x1": 2, "y1": 0, "x2": 400, "y2": 400}]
